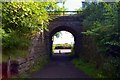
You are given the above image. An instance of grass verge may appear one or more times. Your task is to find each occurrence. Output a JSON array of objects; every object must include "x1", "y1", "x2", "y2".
[
  {"x1": 29, "y1": 57, "x2": 49, "y2": 73},
  {"x1": 72, "y1": 58, "x2": 105, "y2": 78},
  {"x1": 2, "y1": 49, "x2": 28, "y2": 62}
]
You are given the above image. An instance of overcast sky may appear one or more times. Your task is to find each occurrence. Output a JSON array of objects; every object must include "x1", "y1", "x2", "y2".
[
  {"x1": 53, "y1": 31, "x2": 74, "y2": 44},
  {"x1": 57, "y1": 0, "x2": 85, "y2": 11}
]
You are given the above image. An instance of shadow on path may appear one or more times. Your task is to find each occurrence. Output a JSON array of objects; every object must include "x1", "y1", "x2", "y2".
[{"x1": 31, "y1": 53, "x2": 91, "y2": 78}]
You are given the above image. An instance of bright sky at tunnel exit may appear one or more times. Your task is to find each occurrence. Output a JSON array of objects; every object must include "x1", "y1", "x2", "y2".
[
  {"x1": 53, "y1": 31, "x2": 74, "y2": 44},
  {"x1": 53, "y1": 0, "x2": 84, "y2": 44}
]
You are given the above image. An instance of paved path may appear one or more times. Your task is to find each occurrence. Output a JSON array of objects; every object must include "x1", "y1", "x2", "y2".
[
  {"x1": 54, "y1": 49, "x2": 71, "y2": 53},
  {"x1": 31, "y1": 54, "x2": 91, "y2": 78}
]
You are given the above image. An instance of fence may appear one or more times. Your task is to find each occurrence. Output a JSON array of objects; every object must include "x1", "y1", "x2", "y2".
[{"x1": 48, "y1": 11, "x2": 82, "y2": 16}]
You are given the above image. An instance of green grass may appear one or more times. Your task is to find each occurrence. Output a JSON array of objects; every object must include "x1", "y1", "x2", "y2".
[
  {"x1": 53, "y1": 44, "x2": 73, "y2": 49},
  {"x1": 30, "y1": 57, "x2": 49, "y2": 73},
  {"x1": 72, "y1": 58, "x2": 105, "y2": 78},
  {"x1": 11, "y1": 72, "x2": 30, "y2": 79},
  {"x1": 2, "y1": 49, "x2": 28, "y2": 62}
]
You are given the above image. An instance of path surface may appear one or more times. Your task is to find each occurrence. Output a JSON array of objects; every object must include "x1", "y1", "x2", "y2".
[
  {"x1": 54, "y1": 49, "x2": 71, "y2": 53},
  {"x1": 31, "y1": 53, "x2": 91, "y2": 78}
]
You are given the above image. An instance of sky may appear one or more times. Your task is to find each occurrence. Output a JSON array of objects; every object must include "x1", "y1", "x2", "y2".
[
  {"x1": 53, "y1": 0, "x2": 85, "y2": 44},
  {"x1": 53, "y1": 31, "x2": 74, "y2": 44},
  {"x1": 57, "y1": 0, "x2": 85, "y2": 11}
]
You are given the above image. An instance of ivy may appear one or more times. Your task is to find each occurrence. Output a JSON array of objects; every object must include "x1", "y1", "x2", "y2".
[{"x1": 2, "y1": 1, "x2": 61, "y2": 49}]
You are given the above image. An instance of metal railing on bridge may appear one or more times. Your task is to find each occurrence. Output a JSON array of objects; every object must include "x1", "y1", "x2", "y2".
[{"x1": 48, "y1": 11, "x2": 82, "y2": 17}]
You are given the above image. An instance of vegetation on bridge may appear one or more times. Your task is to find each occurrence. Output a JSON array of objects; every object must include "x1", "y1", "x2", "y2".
[{"x1": 1, "y1": 1, "x2": 64, "y2": 61}]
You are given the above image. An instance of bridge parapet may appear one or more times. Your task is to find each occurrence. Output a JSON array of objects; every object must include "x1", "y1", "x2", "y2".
[
  {"x1": 51, "y1": 16, "x2": 83, "y2": 21},
  {"x1": 48, "y1": 11, "x2": 83, "y2": 19}
]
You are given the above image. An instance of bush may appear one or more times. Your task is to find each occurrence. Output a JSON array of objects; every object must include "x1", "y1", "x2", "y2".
[
  {"x1": 52, "y1": 45, "x2": 55, "y2": 54},
  {"x1": 30, "y1": 57, "x2": 49, "y2": 73},
  {"x1": 2, "y1": 31, "x2": 30, "y2": 50},
  {"x1": 73, "y1": 58, "x2": 104, "y2": 78},
  {"x1": 80, "y1": 2, "x2": 120, "y2": 78},
  {"x1": 102, "y1": 57, "x2": 120, "y2": 78},
  {"x1": 54, "y1": 44, "x2": 73, "y2": 49}
]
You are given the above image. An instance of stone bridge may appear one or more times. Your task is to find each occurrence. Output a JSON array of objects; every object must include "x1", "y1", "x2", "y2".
[
  {"x1": 2, "y1": 14, "x2": 86, "y2": 77},
  {"x1": 44, "y1": 15, "x2": 84, "y2": 57}
]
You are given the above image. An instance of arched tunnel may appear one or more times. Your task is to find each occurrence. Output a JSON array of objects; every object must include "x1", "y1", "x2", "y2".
[{"x1": 44, "y1": 16, "x2": 83, "y2": 59}]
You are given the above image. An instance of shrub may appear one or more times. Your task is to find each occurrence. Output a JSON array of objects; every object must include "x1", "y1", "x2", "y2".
[
  {"x1": 54, "y1": 44, "x2": 73, "y2": 49},
  {"x1": 102, "y1": 57, "x2": 120, "y2": 78}
]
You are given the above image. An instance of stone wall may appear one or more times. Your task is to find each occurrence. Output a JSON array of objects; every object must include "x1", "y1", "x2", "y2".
[
  {"x1": 2, "y1": 15, "x2": 85, "y2": 78},
  {"x1": 16, "y1": 32, "x2": 48, "y2": 74},
  {"x1": 1, "y1": 32, "x2": 49, "y2": 78}
]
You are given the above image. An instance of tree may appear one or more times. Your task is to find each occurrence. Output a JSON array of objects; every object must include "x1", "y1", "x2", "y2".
[
  {"x1": 54, "y1": 32, "x2": 62, "y2": 38},
  {"x1": 81, "y1": 2, "x2": 120, "y2": 77},
  {"x1": 2, "y1": 1, "x2": 61, "y2": 50},
  {"x1": 82, "y1": 2, "x2": 120, "y2": 57}
]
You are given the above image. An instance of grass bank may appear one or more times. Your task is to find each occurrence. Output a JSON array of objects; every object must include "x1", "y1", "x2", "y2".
[
  {"x1": 72, "y1": 58, "x2": 105, "y2": 78},
  {"x1": 2, "y1": 49, "x2": 28, "y2": 62}
]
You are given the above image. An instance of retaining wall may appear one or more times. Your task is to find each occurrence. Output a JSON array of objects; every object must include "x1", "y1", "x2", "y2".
[{"x1": 2, "y1": 32, "x2": 48, "y2": 78}]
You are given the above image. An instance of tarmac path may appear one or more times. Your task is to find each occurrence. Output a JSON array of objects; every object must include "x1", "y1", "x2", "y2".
[{"x1": 31, "y1": 53, "x2": 91, "y2": 79}]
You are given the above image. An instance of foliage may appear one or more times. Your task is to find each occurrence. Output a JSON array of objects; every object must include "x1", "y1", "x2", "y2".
[
  {"x1": 73, "y1": 58, "x2": 105, "y2": 78},
  {"x1": 82, "y1": 2, "x2": 120, "y2": 57},
  {"x1": 2, "y1": 49, "x2": 28, "y2": 62},
  {"x1": 29, "y1": 57, "x2": 49, "y2": 73},
  {"x1": 54, "y1": 32, "x2": 62, "y2": 38},
  {"x1": 2, "y1": 1, "x2": 61, "y2": 58},
  {"x1": 52, "y1": 44, "x2": 55, "y2": 54},
  {"x1": 2, "y1": 2, "x2": 46, "y2": 49},
  {"x1": 102, "y1": 57, "x2": 120, "y2": 78},
  {"x1": 80, "y1": 2, "x2": 120, "y2": 78},
  {"x1": 54, "y1": 43, "x2": 73, "y2": 49}
]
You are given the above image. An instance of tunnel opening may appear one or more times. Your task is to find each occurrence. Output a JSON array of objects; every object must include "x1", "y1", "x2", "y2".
[
  {"x1": 52, "y1": 31, "x2": 75, "y2": 56},
  {"x1": 49, "y1": 26, "x2": 78, "y2": 59}
]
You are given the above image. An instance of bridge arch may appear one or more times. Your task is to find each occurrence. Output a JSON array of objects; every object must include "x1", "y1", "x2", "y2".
[
  {"x1": 49, "y1": 26, "x2": 77, "y2": 56},
  {"x1": 44, "y1": 16, "x2": 84, "y2": 58}
]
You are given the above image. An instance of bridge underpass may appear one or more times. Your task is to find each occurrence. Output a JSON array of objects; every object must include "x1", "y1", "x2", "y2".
[
  {"x1": 3, "y1": 11, "x2": 91, "y2": 78},
  {"x1": 45, "y1": 11, "x2": 84, "y2": 58},
  {"x1": 30, "y1": 11, "x2": 91, "y2": 78},
  {"x1": 31, "y1": 53, "x2": 90, "y2": 78}
]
